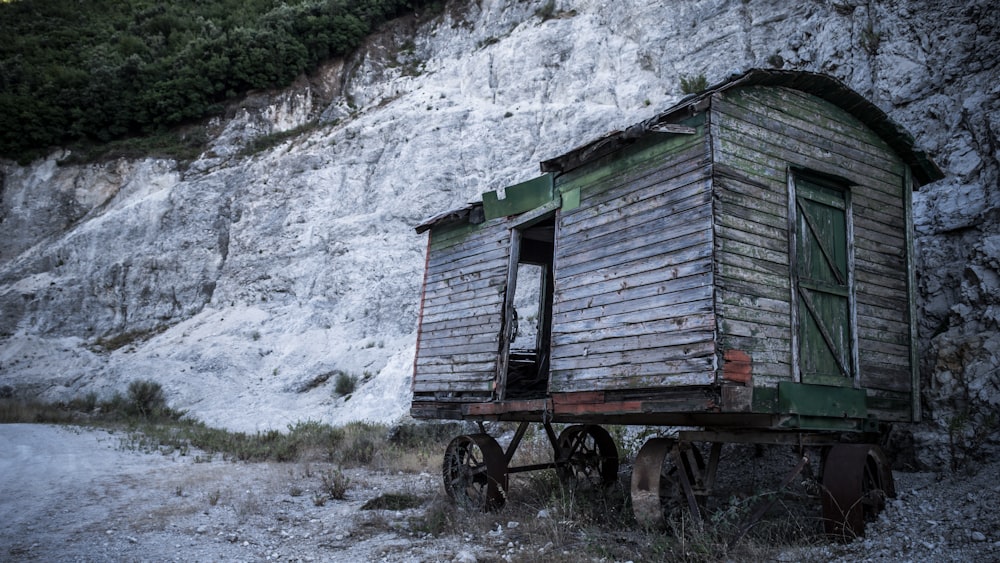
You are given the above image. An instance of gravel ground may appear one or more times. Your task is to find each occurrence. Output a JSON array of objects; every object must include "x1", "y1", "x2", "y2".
[
  {"x1": 787, "y1": 460, "x2": 1000, "y2": 562},
  {"x1": 1, "y1": 424, "x2": 997, "y2": 562}
]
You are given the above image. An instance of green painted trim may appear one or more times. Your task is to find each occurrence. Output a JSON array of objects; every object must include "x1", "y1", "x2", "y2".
[
  {"x1": 483, "y1": 174, "x2": 554, "y2": 220},
  {"x1": 561, "y1": 187, "x2": 580, "y2": 212},
  {"x1": 752, "y1": 386, "x2": 778, "y2": 413},
  {"x1": 777, "y1": 381, "x2": 867, "y2": 419},
  {"x1": 428, "y1": 220, "x2": 480, "y2": 251}
]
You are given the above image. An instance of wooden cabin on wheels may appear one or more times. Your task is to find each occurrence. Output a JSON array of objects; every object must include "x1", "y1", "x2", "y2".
[{"x1": 410, "y1": 69, "x2": 942, "y2": 537}]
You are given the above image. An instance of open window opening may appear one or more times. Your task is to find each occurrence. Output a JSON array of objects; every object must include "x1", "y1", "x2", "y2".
[{"x1": 498, "y1": 214, "x2": 555, "y2": 400}]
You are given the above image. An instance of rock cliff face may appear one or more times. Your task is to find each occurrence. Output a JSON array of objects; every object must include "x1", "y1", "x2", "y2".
[{"x1": 1, "y1": 0, "x2": 997, "y2": 467}]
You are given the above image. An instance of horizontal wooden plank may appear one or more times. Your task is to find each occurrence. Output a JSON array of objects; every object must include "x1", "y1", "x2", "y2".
[
  {"x1": 429, "y1": 223, "x2": 506, "y2": 254},
  {"x1": 851, "y1": 200, "x2": 906, "y2": 232},
  {"x1": 853, "y1": 231, "x2": 905, "y2": 259},
  {"x1": 430, "y1": 216, "x2": 509, "y2": 251},
  {"x1": 713, "y1": 162, "x2": 787, "y2": 206},
  {"x1": 557, "y1": 182, "x2": 713, "y2": 264},
  {"x1": 413, "y1": 372, "x2": 494, "y2": 385},
  {"x1": 555, "y1": 267, "x2": 711, "y2": 318},
  {"x1": 717, "y1": 234, "x2": 789, "y2": 267},
  {"x1": 715, "y1": 187, "x2": 787, "y2": 231},
  {"x1": 857, "y1": 326, "x2": 908, "y2": 347},
  {"x1": 726, "y1": 86, "x2": 892, "y2": 153},
  {"x1": 716, "y1": 214, "x2": 788, "y2": 251},
  {"x1": 717, "y1": 277, "x2": 792, "y2": 302},
  {"x1": 417, "y1": 321, "x2": 499, "y2": 344},
  {"x1": 715, "y1": 91, "x2": 903, "y2": 181},
  {"x1": 557, "y1": 232, "x2": 713, "y2": 292},
  {"x1": 858, "y1": 363, "x2": 911, "y2": 392},
  {"x1": 425, "y1": 244, "x2": 509, "y2": 278},
  {"x1": 414, "y1": 367, "x2": 495, "y2": 381},
  {"x1": 717, "y1": 289, "x2": 790, "y2": 314},
  {"x1": 554, "y1": 279, "x2": 713, "y2": 325},
  {"x1": 853, "y1": 214, "x2": 906, "y2": 243},
  {"x1": 720, "y1": 318, "x2": 792, "y2": 340},
  {"x1": 855, "y1": 268, "x2": 907, "y2": 294},
  {"x1": 416, "y1": 339, "x2": 501, "y2": 358},
  {"x1": 553, "y1": 295, "x2": 714, "y2": 337},
  {"x1": 717, "y1": 334, "x2": 792, "y2": 363},
  {"x1": 729, "y1": 361, "x2": 792, "y2": 382},
  {"x1": 854, "y1": 256, "x2": 907, "y2": 282},
  {"x1": 421, "y1": 272, "x2": 507, "y2": 303},
  {"x1": 857, "y1": 314, "x2": 909, "y2": 336},
  {"x1": 553, "y1": 336, "x2": 715, "y2": 367},
  {"x1": 427, "y1": 234, "x2": 508, "y2": 270},
  {"x1": 420, "y1": 283, "x2": 505, "y2": 314},
  {"x1": 553, "y1": 326, "x2": 714, "y2": 360},
  {"x1": 716, "y1": 264, "x2": 791, "y2": 290},
  {"x1": 855, "y1": 278, "x2": 908, "y2": 301},
  {"x1": 559, "y1": 150, "x2": 711, "y2": 230},
  {"x1": 553, "y1": 318, "x2": 714, "y2": 354},
  {"x1": 718, "y1": 302, "x2": 791, "y2": 329},
  {"x1": 413, "y1": 380, "x2": 493, "y2": 393},
  {"x1": 857, "y1": 302, "x2": 907, "y2": 325},
  {"x1": 851, "y1": 184, "x2": 905, "y2": 213},
  {"x1": 416, "y1": 351, "x2": 497, "y2": 366},
  {"x1": 859, "y1": 346, "x2": 910, "y2": 367},
  {"x1": 419, "y1": 310, "x2": 502, "y2": 335},
  {"x1": 422, "y1": 264, "x2": 509, "y2": 295},
  {"x1": 556, "y1": 198, "x2": 713, "y2": 274},
  {"x1": 717, "y1": 250, "x2": 789, "y2": 278},
  {"x1": 716, "y1": 130, "x2": 903, "y2": 200},
  {"x1": 557, "y1": 128, "x2": 709, "y2": 200},
  {"x1": 858, "y1": 337, "x2": 910, "y2": 358},
  {"x1": 551, "y1": 365, "x2": 715, "y2": 392},
  {"x1": 419, "y1": 301, "x2": 504, "y2": 325}
]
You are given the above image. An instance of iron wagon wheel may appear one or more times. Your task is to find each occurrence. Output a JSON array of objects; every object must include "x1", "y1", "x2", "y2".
[
  {"x1": 821, "y1": 444, "x2": 894, "y2": 539},
  {"x1": 555, "y1": 424, "x2": 620, "y2": 490},
  {"x1": 630, "y1": 437, "x2": 707, "y2": 527},
  {"x1": 443, "y1": 434, "x2": 508, "y2": 512},
  {"x1": 631, "y1": 437, "x2": 681, "y2": 527}
]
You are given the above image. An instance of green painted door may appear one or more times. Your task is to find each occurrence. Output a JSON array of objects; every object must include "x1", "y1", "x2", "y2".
[{"x1": 794, "y1": 177, "x2": 853, "y2": 386}]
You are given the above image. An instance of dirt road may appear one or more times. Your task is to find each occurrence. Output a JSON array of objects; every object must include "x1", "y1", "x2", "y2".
[{"x1": 0, "y1": 424, "x2": 473, "y2": 562}]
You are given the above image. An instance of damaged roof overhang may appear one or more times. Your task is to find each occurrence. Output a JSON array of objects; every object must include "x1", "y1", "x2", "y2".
[{"x1": 415, "y1": 202, "x2": 484, "y2": 233}]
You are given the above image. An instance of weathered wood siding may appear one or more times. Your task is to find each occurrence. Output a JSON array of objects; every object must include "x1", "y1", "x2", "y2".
[
  {"x1": 413, "y1": 217, "x2": 510, "y2": 399},
  {"x1": 549, "y1": 117, "x2": 717, "y2": 393},
  {"x1": 711, "y1": 86, "x2": 913, "y2": 419}
]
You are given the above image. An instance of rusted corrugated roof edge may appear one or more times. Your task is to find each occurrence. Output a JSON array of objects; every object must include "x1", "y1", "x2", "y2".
[{"x1": 542, "y1": 68, "x2": 944, "y2": 187}]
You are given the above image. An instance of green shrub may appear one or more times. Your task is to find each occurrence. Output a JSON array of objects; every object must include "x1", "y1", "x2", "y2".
[
  {"x1": 680, "y1": 73, "x2": 708, "y2": 94},
  {"x1": 334, "y1": 372, "x2": 358, "y2": 397},
  {"x1": 126, "y1": 379, "x2": 167, "y2": 418},
  {"x1": 320, "y1": 467, "x2": 351, "y2": 500}
]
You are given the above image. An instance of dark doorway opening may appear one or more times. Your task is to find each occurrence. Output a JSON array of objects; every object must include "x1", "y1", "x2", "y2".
[{"x1": 501, "y1": 215, "x2": 555, "y2": 400}]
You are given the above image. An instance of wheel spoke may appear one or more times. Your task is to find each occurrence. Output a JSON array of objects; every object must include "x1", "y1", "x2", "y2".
[
  {"x1": 442, "y1": 434, "x2": 508, "y2": 512},
  {"x1": 557, "y1": 425, "x2": 619, "y2": 491}
]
